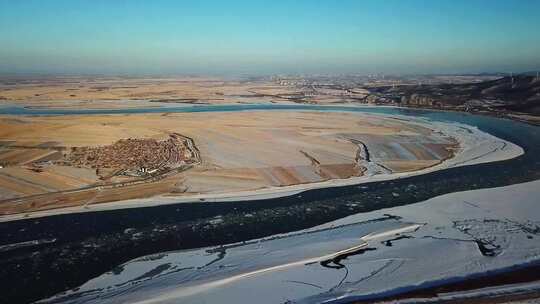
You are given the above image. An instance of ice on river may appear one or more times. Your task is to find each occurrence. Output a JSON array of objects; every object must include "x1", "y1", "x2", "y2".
[{"x1": 41, "y1": 179, "x2": 540, "y2": 304}]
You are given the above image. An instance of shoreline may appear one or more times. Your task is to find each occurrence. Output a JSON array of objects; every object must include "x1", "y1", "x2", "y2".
[{"x1": 2, "y1": 100, "x2": 538, "y2": 126}]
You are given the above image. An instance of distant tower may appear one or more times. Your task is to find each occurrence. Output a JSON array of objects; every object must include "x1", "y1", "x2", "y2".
[
  {"x1": 537, "y1": 71, "x2": 539, "y2": 81},
  {"x1": 510, "y1": 72, "x2": 514, "y2": 85}
]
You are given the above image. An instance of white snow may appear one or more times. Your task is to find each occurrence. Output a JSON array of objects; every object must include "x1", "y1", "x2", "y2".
[{"x1": 40, "y1": 180, "x2": 540, "y2": 304}]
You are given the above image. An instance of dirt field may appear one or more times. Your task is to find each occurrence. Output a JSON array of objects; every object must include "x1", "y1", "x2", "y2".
[
  {"x1": 0, "y1": 111, "x2": 457, "y2": 215},
  {"x1": 0, "y1": 75, "x2": 374, "y2": 109},
  {"x1": 0, "y1": 76, "x2": 299, "y2": 108}
]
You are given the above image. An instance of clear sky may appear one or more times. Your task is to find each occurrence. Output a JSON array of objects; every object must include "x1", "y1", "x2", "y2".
[{"x1": 1, "y1": 0, "x2": 539, "y2": 75}]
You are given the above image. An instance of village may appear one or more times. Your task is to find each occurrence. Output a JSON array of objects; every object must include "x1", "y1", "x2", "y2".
[{"x1": 59, "y1": 133, "x2": 198, "y2": 179}]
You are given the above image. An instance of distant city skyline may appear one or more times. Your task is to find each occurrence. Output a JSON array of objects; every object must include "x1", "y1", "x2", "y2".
[{"x1": 1, "y1": 0, "x2": 539, "y2": 75}]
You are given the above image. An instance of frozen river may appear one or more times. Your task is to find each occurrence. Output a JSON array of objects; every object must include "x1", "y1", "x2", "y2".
[{"x1": 1, "y1": 104, "x2": 539, "y2": 303}]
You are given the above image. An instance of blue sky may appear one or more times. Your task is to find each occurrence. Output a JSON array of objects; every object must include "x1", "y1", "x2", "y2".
[{"x1": 1, "y1": 0, "x2": 539, "y2": 75}]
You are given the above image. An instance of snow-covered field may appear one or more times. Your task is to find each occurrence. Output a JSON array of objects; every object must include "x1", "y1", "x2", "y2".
[
  {"x1": 2, "y1": 112, "x2": 523, "y2": 222},
  {"x1": 41, "y1": 179, "x2": 540, "y2": 304}
]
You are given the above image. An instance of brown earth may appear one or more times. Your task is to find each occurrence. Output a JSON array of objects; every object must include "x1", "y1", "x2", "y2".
[
  {"x1": 0, "y1": 111, "x2": 457, "y2": 215},
  {"x1": 0, "y1": 76, "x2": 296, "y2": 108}
]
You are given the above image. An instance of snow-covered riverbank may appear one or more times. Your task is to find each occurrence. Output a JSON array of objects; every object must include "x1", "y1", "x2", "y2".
[{"x1": 41, "y1": 179, "x2": 540, "y2": 304}]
